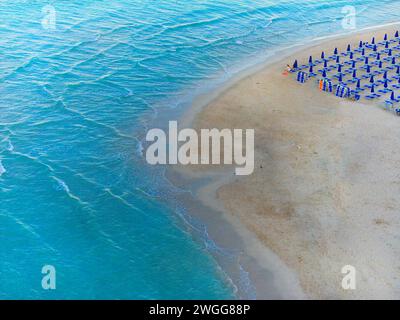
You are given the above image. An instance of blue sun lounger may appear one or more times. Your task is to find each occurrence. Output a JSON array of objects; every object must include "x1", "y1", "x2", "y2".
[
  {"x1": 378, "y1": 87, "x2": 392, "y2": 94},
  {"x1": 392, "y1": 82, "x2": 400, "y2": 89},
  {"x1": 365, "y1": 93, "x2": 381, "y2": 100}
]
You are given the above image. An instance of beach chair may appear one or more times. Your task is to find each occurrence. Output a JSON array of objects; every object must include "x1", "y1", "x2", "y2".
[
  {"x1": 365, "y1": 94, "x2": 380, "y2": 100},
  {"x1": 319, "y1": 79, "x2": 333, "y2": 92},
  {"x1": 296, "y1": 71, "x2": 309, "y2": 83},
  {"x1": 392, "y1": 78, "x2": 400, "y2": 89},
  {"x1": 378, "y1": 81, "x2": 392, "y2": 94},
  {"x1": 386, "y1": 92, "x2": 400, "y2": 104},
  {"x1": 365, "y1": 85, "x2": 381, "y2": 99},
  {"x1": 335, "y1": 85, "x2": 350, "y2": 98}
]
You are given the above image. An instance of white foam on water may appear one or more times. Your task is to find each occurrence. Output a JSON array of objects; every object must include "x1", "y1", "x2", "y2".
[{"x1": 0, "y1": 160, "x2": 6, "y2": 177}]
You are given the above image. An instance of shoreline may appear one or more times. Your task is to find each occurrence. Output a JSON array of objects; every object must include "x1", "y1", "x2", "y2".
[{"x1": 168, "y1": 22, "x2": 400, "y2": 299}]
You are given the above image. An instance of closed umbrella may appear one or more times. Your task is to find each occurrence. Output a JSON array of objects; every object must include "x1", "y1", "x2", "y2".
[{"x1": 370, "y1": 75, "x2": 375, "y2": 83}]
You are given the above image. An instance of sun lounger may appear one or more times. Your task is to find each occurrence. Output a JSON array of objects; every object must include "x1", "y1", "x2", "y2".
[
  {"x1": 378, "y1": 88, "x2": 392, "y2": 93},
  {"x1": 365, "y1": 93, "x2": 381, "y2": 99}
]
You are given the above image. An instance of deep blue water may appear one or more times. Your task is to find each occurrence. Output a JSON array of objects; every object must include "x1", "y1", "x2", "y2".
[{"x1": 1, "y1": 0, "x2": 400, "y2": 299}]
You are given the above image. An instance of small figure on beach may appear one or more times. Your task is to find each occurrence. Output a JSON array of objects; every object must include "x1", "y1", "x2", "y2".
[{"x1": 282, "y1": 64, "x2": 292, "y2": 75}]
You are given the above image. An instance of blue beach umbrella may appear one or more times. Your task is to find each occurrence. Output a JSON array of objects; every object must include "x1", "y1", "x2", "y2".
[
  {"x1": 372, "y1": 37, "x2": 375, "y2": 44},
  {"x1": 347, "y1": 44, "x2": 351, "y2": 52},
  {"x1": 357, "y1": 79, "x2": 361, "y2": 88},
  {"x1": 293, "y1": 60, "x2": 298, "y2": 68},
  {"x1": 391, "y1": 91, "x2": 396, "y2": 100},
  {"x1": 392, "y1": 57, "x2": 396, "y2": 65},
  {"x1": 384, "y1": 71, "x2": 388, "y2": 79},
  {"x1": 322, "y1": 70, "x2": 327, "y2": 78},
  {"x1": 371, "y1": 85, "x2": 375, "y2": 93},
  {"x1": 352, "y1": 69, "x2": 357, "y2": 78},
  {"x1": 336, "y1": 55, "x2": 340, "y2": 63},
  {"x1": 309, "y1": 56, "x2": 313, "y2": 64},
  {"x1": 338, "y1": 73, "x2": 343, "y2": 82},
  {"x1": 367, "y1": 65, "x2": 371, "y2": 73},
  {"x1": 350, "y1": 52, "x2": 354, "y2": 59},
  {"x1": 309, "y1": 65, "x2": 313, "y2": 73},
  {"x1": 397, "y1": 66, "x2": 400, "y2": 74},
  {"x1": 338, "y1": 64, "x2": 342, "y2": 72},
  {"x1": 389, "y1": 49, "x2": 393, "y2": 56},
  {"x1": 365, "y1": 57, "x2": 369, "y2": 64},
  {"x1": 373, "y1": 45, "x2": 377, "y2": 52},
  {"x1": 359, "y1": 40, "x2": 363, "y2": 48},
  {"x1": 385, "y1": 41, "x2": 389, "y2": 48},
  {"x1": 384, "y1": 80, "x2": 388, "y2": 88},
  {"x1": 324, "y1": 59, "x2": 328, "y2": 68},
  {"x1": 352, "y1": 61, "x2": 356, "y2": 68},
  {"x1": 377, "y1": 53, "x2": 380, "y2": 60},
  {"x1": 379, "y1": 61, "x2": 383, "y2": 68},
  {"x1": 384, "y1": 33, "x2": 388, "y2": 41},
  {"x1": 362, "y1": 48, "x2": 365, "y2": 56},
  {"x1": 370, "y1": 75, "x2": 375, "y2": 83},
  {"x1": 334, "y1": 47, "x2": 338, "y2": 55},
  {"x1": 321, "y1": 51, "x2": 325, "y2": 59},
  {"x1": 396, "y1": 31, "x2": 399, "y2": 38}
]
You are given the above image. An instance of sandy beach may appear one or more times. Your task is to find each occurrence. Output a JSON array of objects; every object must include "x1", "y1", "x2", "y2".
[{"x1": 172, "y1": 24, "x2": 400, "y2": 299}]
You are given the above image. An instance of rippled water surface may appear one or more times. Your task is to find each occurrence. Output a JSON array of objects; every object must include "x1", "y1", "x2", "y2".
[{"x1": 1, "y1": 0, "x2": 400, "y2": 299}]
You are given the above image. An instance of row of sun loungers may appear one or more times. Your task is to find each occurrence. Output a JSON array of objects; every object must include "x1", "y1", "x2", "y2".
[{"x1": 291, "y1": 31, "x2": 400, "y2": 115}]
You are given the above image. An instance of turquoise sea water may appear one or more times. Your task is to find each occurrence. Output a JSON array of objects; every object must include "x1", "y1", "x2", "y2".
[{"x1": 1, "y1": 0, "x2": 400, "y2": 299}]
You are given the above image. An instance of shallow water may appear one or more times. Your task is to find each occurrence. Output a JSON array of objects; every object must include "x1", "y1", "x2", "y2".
[{"x1": 1, "y1": 0, "x2": 399, "y2": 299}]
